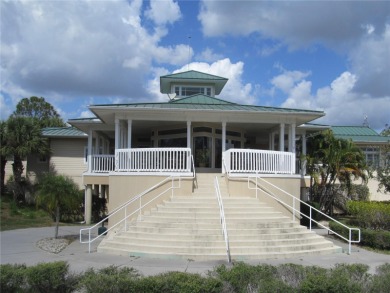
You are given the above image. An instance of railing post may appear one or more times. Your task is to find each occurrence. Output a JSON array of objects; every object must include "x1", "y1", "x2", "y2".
[
  {"x1": 349, "y1": 229, "x2": 352, "y2": 255},
  {"x1": 292, "y1": 198, "x2": 295, "y2": 221},
  {"x1": 88, "y1": 231, "x2": 91, "y2": 253},
  {"x1": 309, "y1": 207, "x2": 312, "y2": 231},
  {"x1": 255, "y1": 176, "x2": 258, "y2": 199},
  {"x1": 125, "y1": 208, "x2": 127, "y2": 231}
]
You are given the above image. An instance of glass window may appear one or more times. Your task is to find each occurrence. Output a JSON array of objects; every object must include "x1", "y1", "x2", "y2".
[
  {"x1": 174, "y1": 86, "x2": 213, "y2": 97},
  {"x1": 193, "y1": 127, "x2": 212, "y2": 133}
]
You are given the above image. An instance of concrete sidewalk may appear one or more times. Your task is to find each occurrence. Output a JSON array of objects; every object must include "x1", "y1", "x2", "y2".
[{"x1": 1, "y1": 225, "x2": 389, "y2": 275}]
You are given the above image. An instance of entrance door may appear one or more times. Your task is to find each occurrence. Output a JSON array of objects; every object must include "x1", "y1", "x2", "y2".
[{"x1": 194, "y1": 136, "x2": 212, "y2": 168}]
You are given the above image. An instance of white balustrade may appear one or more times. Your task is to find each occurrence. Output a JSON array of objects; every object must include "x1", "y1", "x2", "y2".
[
  {"x1": 224, "y1": 149, "x2": 295, "y2": 174},
  {"x1": 91, "y1": 155, "x2": 115, "y2": 173},
  {"x1": 115, "y1": 148, "x2": 191, "y2": 173}
]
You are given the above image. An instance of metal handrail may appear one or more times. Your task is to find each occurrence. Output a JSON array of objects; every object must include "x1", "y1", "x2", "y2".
[
  {"x1": 214, "y1": 177, "x2": 231, "y2": 263},
  {"x1": 80, "y1": 176, "x2": 183, "y2": 253},
  {"x1": 249, "y1": 176, "x2": 360, "y2": 254}
]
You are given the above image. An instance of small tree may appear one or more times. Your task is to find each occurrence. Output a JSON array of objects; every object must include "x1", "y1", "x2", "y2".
[
  {"x1": 306, "y1": 129, "x2": 369, "y2": 214},
  {"x1": 36, "y1": 173, "x2": 81, "y2": 238},
  {"x1": 377, "y1": 166, "x2": 390, "y2": 194},
  {"x1": 2, "y1": 117, "x2": 49, "y2": 202},
  {"x1": 12, "y1": 96, "x2": 65, "y2": 128}
]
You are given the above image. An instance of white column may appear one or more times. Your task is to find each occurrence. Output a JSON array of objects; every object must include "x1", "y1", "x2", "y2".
[
  {"x1": 187, "y1": 121, "x2": 191, "y2": 148},
  {"x1": 291, "y1": 123, "x2": 296, "y2": 153},
  {"x1": 88, "y1": 129, "x2": 93, "y2": 172},
  {"x1": 127, "y1": 119, "x2": 132, "y2": 148},
  {"x1": 270, "y1": 132, "x2": 275, "y2": 150},
  {"x1": 95, "y1": 134, "x2": 100, "y2": 155},
  {"x1": 279, "y1": 123, "x2": 285, "y2": 152},
  {"x1": 187, "y1": 121, "x2": 192, "y2": 170},
  {"x1": 115, "y1": 118, "x2": 120, "y2": 149},
  {"x1": 222, "y1": 122, "x2": 227, "y2": 152},
  {"x1": 222, "y1": 122, "x2": 227, "y2": 173},
  {"x1": 302, "y1": 131, "x2": 307, "y2": 175},
  {"x1": 85, "y1": 185, "x2": 92, "y2": 225}
]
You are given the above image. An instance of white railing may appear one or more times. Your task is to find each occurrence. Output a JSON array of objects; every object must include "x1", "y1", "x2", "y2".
[
  {"x1": 214, "y1": 177, "x2": 231, "y2": 263},
  {"x1": 91, "y1": 154, "x2": 115, "y2": 173},
  {"x1": 224, "y1": 149, "x2": 295, "y2": 175},
  {"x1": 116, "y1": 148, "x2": 192, "y2": 173},
  {"x1": 249, "y1": 176, "x2": 360, "y2": 254},
  {"x1": 80, "y1": 176, "x2": 182, "y2": 253}
]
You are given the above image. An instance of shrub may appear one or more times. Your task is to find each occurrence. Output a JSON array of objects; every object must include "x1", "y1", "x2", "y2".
[
  {"x1": 25, "y1": 261, "x2": 78, "y2": 293},
  {"x1": 214, "y1": 262, "x2": 292, "y2": 293},
  {"x1": 346, "y1": 201, "x2": 390, "y2": 230},
  {"x1": 369, "y1": 263, "x2": 390, "y2": 293},
  {"x1": 139, "y1": 271, "x2": 223, "y2": 293},
  {"x1": 276, "y1": 263, "x2": 308, "y2": 289},
  {"x1": 329, "y1": 220, "x2": 390, "y2": 250},
  {"x1": 299, "y1": 264, "x2": 368, "y2": 293},
  {"x1": 79, "y1": 265, "x2": 140, "y2": 293},
  {"x1": 0, "y1": 263, "x2": 27, "y2": 292}
]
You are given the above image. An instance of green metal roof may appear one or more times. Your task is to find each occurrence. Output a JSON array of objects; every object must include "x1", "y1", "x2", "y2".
[
  {"x1": 170, "y1": 94, "x2": 235, "y2": 105},
  {"x1": 332, "y1": 126, "x2": 389, "y2": 143},
  {"x1": 160, "y1": 70, "x2": 228, "y2": 95},
  {"x1": 42, "y1": 127, "x2": 87, "y2": 138},
  {"x1": 91, "y1": 96, "x2": 323, "y2": 114},
  {"x1": 161, "y1": 70, "x2": 228, "y2": 81}
]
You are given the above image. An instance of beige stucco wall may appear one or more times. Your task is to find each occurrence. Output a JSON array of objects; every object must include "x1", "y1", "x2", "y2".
[
  {"x1": 48, "y1": 138, "x2": 87, "y2": 188},
  {"x1": 227, "y1": 176, "x2": 301, "y2": 219},
  {"x1": 107, "y1": 175, "x2": 193, "y2": 229}
]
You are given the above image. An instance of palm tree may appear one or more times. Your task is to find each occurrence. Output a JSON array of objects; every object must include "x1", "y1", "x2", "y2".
[
  {"x1": 306, "y1": 130, "x2": 368, "y2": 214},
  {"x1": 36, "y1": 173, "x2": 81, "y2": 238},
  {"x1": 1, "y1": 116, "x2": 49, "y2": 201}
]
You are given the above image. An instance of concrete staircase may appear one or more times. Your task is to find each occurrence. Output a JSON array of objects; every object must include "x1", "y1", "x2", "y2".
[{"x1": 97, "y1": 174, "x2": 341, "y2": 260}]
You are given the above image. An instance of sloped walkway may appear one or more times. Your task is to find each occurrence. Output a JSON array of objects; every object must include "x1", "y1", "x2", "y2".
[{"x1": 1, "y1": 225, "x2": 389, "y2": 275}]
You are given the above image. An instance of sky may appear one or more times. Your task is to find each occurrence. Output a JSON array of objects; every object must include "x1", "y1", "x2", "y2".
[{"x1": 1, "y1": 0, "x2": 389, "y2": 132}]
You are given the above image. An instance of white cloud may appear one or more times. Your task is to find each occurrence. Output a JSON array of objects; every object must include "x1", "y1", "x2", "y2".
[
  {"x1": 145, "y1": 0, "x2": 181, "y2": 26},
  {"x1": 196, "y1": 47, "x2": 224, "y2": 62},
  {"x1": 199, "y1": 1, "x2": 389, "y2": 49},
  {"x1": 271, "y1": 70, "x2": 311, "y2": 94},
  {"x1": 0, "y1": 0, "x2": 189, "y2": 121},
  {"x1": 349, "y1": 24, "x2": 390, "y2": 97},
  {"x1": 0, "y1": 94, "x2": 12, "y2": 120},
  {"x1": 181, "y1": 58, "x2": 256, "y2": 105},
  {"x1": 279, "y1": 70, "x2": 390, "y2": 130},
  {"x1": 153, "y1": 44, "x2": 192, "y2": 66}
]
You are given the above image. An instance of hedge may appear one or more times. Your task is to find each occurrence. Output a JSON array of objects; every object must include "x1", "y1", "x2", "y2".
[
  {"x1": 346, "y1": 201, "x2": 390, "y2": 231},
  {"x1": 1, "y1": 261, "x2": 390, "y2": 292},
  {"x1": 329, "y1": 220, "x2": 390, "y2": 250}
]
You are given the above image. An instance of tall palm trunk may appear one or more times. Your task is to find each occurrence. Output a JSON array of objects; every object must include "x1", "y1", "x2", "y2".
[{"x1": 12, "y1": 155, "x2": 24, "y2": 202}]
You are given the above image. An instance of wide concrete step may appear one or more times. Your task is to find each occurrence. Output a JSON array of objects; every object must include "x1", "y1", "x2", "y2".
[
  {"x1": 230, "y1": 246, "x2": 343, "y2": 260},
  {"x1": 98, "y1": 175, "x2": 341, "y2": 261},
  {"x1": 99, "y1": 242, "x2": 227, "y2": 254}
]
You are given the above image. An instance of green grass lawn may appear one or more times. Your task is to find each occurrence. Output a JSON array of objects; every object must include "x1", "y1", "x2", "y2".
[{"x1": 0, "y1": 196, "x2": 53, "y2": 231}]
